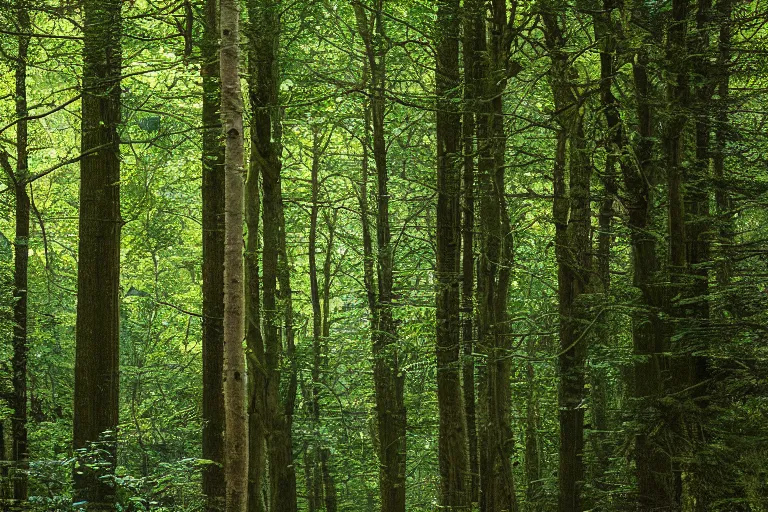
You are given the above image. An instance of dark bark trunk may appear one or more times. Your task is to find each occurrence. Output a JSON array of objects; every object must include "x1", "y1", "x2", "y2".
[
  {"x1": 200, "y1": 0, "x2": 227, "y2": 507},
  {"x1": 308, "y1": 130, "x2": 338, "y2": 512},
  {"x1": 352, "y1": 3, "x2": 407, "y2": 511},
  {"x1": 589, "y1": 1, "x2": 621, "y2": 496},
  {"x1": 677, "y1": 0, "x2": 714, "y2": 505},
  {"x1": 666, "y1": 0, "x2": 689, "y2": 282},
  {"x1": 524, "y1": 335, "x2": 541, "y2": 507},
  {"x1": 309, "y1": 130, "x2": 324, "y2": 512},
  {"x1": 246, "y1": 113, "x2": 267, "y2": 512},
  {"x1": 542, "y1": 10, "x2": 592, "y2": 511},
  {"x1": 248, "y1": 1, "x2": 298, "y2": 509},
  {"x1": 11, "y1": 0, "x2": 30, "y2": 504},
  {"x1": 73, "y1": 0, "x2": 122, "y2": 508},
  {"x1": 461, "y1": 0, "x2": 482, "y2": 502},
  {"x1": 713, "y1": 0, "x2": 733, "y2": 290},
  {"x1": 663, "y1": 0, "x2": 695, "y2": 504},
  {"x1": 476, "y1": 2, "x2": 519, "y2": 511},
  {"x1": 435, "y1": 0, "x2": 471, "y2": 507},
  {"x1": 628, "y1": 46, "x2": 675, "y2": 510}
]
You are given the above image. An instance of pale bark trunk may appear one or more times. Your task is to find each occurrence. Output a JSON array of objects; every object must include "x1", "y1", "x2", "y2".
[{"x1": 220, "y1": 0, "x2": 248, "y2": 508}]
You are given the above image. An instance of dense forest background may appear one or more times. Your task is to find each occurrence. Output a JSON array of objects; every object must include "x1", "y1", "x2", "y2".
[{"x1": 0, "y1": 0, "x2": 767, "y2": 510}]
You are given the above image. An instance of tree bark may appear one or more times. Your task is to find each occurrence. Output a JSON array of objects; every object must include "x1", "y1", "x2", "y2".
[
  {"x1": 200, "y1": 0, "x2": 227, "y2": 507},
  {"x1": 628, "y1": 44, "x2": 675, "y2": 511},
  {"x1": 220, "y1": 0, "x2": 248, "y2": 508},
  {"x1": 435, "y1": 0, "x2": 471, "y2": 507},
  {"x1": 476, "y1": 2, "x2": 519, "y2": 511},
  {"x1": 461, "y1": 0, "x2": 482, "y2": 502},
  {"x1": 590, "y1": 0, "x2": 621, "y2": 496},
  {"x1": 352, "y1": 2, "x2": 407, "y2": 511},
  {"x1": 713, "y1": 0, "x2": 733, "y2": 290},
  {"x1": 245, "y1": 114, "x2": 267, "y2": 512},
  {"x1": 73, "y1": 0, "x2": 122, "y2": 508},
  {"x1": 11, "y1": 0, "x2": 30, "y2": 504},
  {"x1": 309, "y1": 130, "x2": 324, "y2": 512},
  {"x1": 308, "y1": 129, "x2": 338, "y2": 512},
  {"x1": 244, "y1": 6, "x2": 268, "y2": 511},
  {"x1": 542, "y1": 9, "x2": 593, "y2": 511},
  {"x1": 248, "y1": 0, "x2": 298, "y2": 509},
  {"x1": 320, "y1": 211, "x2": 339, "y2": 512}
]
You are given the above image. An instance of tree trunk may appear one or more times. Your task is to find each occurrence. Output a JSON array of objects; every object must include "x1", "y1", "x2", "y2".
[
  {"x1": 73, "y1": 0, "x2": 122, "y2": 508},
  {"x1": 308, "y1": 129, "x2": 338, "y2": 512},
  {"x1": 320, "y1": 212, "x2": 339, "y2": 512},
  {"x1": 713, "y1": 0, "x2": 733, "y2": 290},
  {"x1": 628, "y1": 46, "x2": 675, "y2": 510},
  {"x1": 245, "y1": 118, "x2": 267, "y2": 512},
  {"x1": 352, "y1": 3, "x2": 407, "y2": 511},
  {"x1": 220, "y1": 0, "x2": 248, "y2": 508},
  {"x1": 244, "y1": 7, "x2": 267, "y2": 512},
  {"x1": 461, "y1": 0, "x2": 482, "y2": 503},
  {"x1": 589, "y1": 1, "x2": 621, "y2": 497},
  {"x1": 476, "y1": 1, "x2": 518, "y2": 510},
  {"x1": 11, "y1": 0, "x2": 30, "y2": 504},
  {"x1": 476, "y1": 2, "x2": 519, "y2": 511},
  {"x1": 435, "y1": 0, "x2": 471, "y2": 507},
  {"x1": 677, "y1": 0, "x2": 714, "y2": 506},
  {"x1": 662, "y1": 0, "x2": 695, "y2": 503},
  {"x1": 542, "y1": 10, "x2": 593, "y2": 511},
  {"x1": 309, "y1": 130, "x2": 324, "y2": 512},
  {"x1": 201, "y1": 0, "x2": 227, "y2": 507},
  {"x1": 248, "y1": 1, "x2": 298, "y2": 509}
]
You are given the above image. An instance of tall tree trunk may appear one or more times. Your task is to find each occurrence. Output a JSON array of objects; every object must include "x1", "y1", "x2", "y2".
[
  {"x1": 11, "y1": 0, "x2": 30, "y2": 504},
  {"x1": 352, "y1": 3, "x2": 407, "y2": 511},
  {"x1": 678, "y1": 0, "x2": 714, "y2": 506},
  {"x1": 307, "y1": 137, "x2": 339, "y2": 512},
  {"x1": 713, "y1": 0, "x2": 733, "y2": 290},
  {"x1": 245, "y1": 115, "x2": 267, "y2": 512},
  {"x1": 308, "y1": 130, "x2": 323, "y2": 512},
  {"x1": 476, "y1": 2, "x2": 519, "y2": 511},
  {"x1": 244, "y1": 6, "x2": 267, "y2": 512},
  {"x1": 73, "y1": 0, "x2": 122, "y2": 508},
  {"x1": 590, "y1": 0, "x2": 621, "y2": 496},
  {"x1": 461, "y1": 0, "x2": 482, "y2": 502},
  {"x1": 435, "y1": 0, "x2": 471, "y2": 507},
  {"x1": 200, "y1": 0, "x2": 227, "y2": 507},
  {"x1": 248, "y1": 1, "x2": 298, "y2": 509},
  {"x1": 308, "y1": 129, "x2": 333, "y2": 512},
  {"x1": 663, "y1": 0, "x2": 692, "y2": 503},
  {"x1": 628, "y1": 44, "x2": 675, "y2": 509},
  {"x1": 220, "y1": 0, "x2": 248, "y2": 508},
  {"x1": 542, "y1": 9, "x2": 593, "y2": 512},
  {"x1": 276, "y1": 147, "x2": 298, "y2": 510},
  {"x1": 666, "y1": 0, "x2": 689, "y2": 288},
  {"x1": 320, "y1": 211, "x2": 338, "y2": 512}
]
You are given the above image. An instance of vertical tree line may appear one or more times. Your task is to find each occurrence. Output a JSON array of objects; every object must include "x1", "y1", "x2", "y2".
[
  {"x1": 0, "y1": 0, "x2": 766, "y2": 510},
  {"x1": 72, "y1": 0, "x2": 123, "y2": 509},
  {"x1": 200, "y1": 0, "x2": 227, "y2": 508}
]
